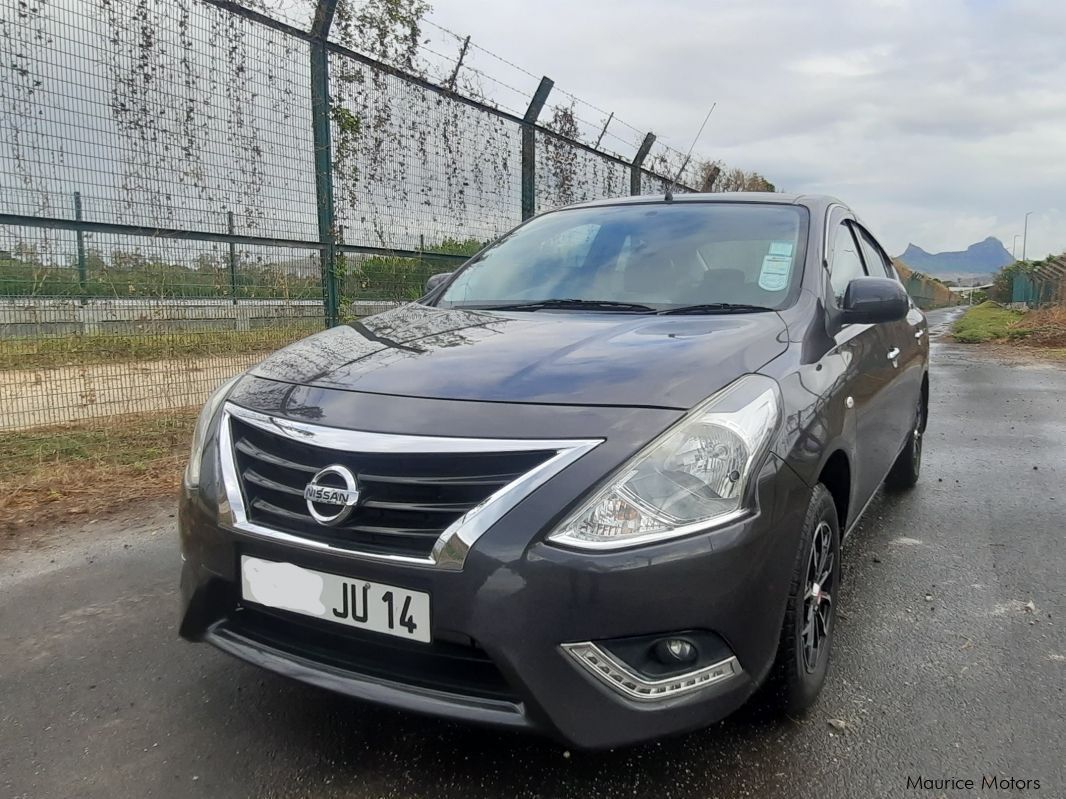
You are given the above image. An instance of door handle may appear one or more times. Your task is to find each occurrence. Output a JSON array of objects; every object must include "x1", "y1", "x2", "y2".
[
  {"x1": 914, "y1": 329, "x2": 925, "y2": 340},
  {"x1": 887, "y1": 347, "x2": 900, "y2": 361}
]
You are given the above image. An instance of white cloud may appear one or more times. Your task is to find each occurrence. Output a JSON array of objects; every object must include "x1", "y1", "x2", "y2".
[{"x1": 429, "y1": 0, "x2": 1066, "y2": 258}]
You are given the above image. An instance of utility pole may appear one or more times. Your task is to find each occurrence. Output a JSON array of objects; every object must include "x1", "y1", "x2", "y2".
[
  {"x1": 1012, "y1": 234, "x2": 1021, "y2": 261},
  {"x1": 1022, "y1": 211, "x2": 1033, "y2": 261}
]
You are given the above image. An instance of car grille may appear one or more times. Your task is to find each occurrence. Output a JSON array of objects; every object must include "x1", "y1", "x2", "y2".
[
  {"x1": 230, "y1": 417, "x2": 556, "y2": 559},
  {"x1": 226, "y1": 605, "x2": 520, "y2": 703}
]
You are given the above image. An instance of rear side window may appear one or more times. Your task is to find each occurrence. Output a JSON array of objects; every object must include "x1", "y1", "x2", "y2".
[
  {"x1": 829, "y1": 223, "x2": 866, "y2": 300},
  {"x1": 856, "y1": 228, "x2": 894, "y2": 279}
]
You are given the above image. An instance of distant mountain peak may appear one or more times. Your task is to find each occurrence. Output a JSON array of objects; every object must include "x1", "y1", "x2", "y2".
[{"x1": 896, "y1": 237, "x2": 1012, "y2": 278}]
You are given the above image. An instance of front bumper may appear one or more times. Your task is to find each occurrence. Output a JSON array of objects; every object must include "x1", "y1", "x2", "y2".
[{"x1": 179, "y1": 449, "x2": 810, "y2": 749}]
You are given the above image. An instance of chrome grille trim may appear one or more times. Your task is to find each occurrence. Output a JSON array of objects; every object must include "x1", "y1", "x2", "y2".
[{"x1": 218, "y1": 403, "x2": 602, "y2": 570}]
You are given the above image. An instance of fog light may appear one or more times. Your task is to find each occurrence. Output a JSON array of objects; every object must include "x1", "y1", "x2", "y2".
[
  {"x1": 655, "y1": 638, "x2": 697, "y2": 665},
  {"x1": 561, "y1": 641, "x2": 741, "y2": 702}
]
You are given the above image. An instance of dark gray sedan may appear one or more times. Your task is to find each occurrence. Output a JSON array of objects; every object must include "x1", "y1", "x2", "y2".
[{"x1": 178, "y1": 193, "x2": 928, "y2": 748}]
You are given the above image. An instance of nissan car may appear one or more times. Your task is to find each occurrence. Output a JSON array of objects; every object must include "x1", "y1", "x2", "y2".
[{"x1": 178, "y1": 193, "x2": 929, "y2": 749}]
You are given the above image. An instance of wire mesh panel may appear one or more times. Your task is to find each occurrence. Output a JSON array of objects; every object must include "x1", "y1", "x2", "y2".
[
  {"x1": 337, "y1": 248, "x2": 463, "y2": 312},
  {"x1": 1010, "y1": 257, "x2": 1066, "y2": 308},
  {"x1": 0, "y1": 224, "x2": 324, "y2": 432},
  {"x1": 640, "y1": 170, "x2": 673, "y2": 197},
  {"x1": 329, "y1": 54, "x2": 523, "y2": 254},
  {"x1": 533, "y1": 133, "x2": 629, "y2": 214},
  {"x1": 0, "y1": 0, "x2": 696, "y2": 523},
  {"x1": 0, "y1": 0, "x2": 318, "y2": 238}
]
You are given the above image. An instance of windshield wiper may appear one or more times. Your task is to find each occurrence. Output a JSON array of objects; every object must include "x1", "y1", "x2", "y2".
[
  {"x1": 657, "y1": 303, "x2": 775, "y2": 315},
  {"x1": 474, "y1": 299, "x2": 656, "y2": 313}
]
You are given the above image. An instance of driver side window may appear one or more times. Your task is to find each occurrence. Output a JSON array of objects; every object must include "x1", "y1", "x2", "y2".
[{"x1": 830, "y1": 222, "x2": 867, "y2": 302}]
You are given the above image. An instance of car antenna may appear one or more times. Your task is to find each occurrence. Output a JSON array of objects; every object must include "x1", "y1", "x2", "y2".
[{"x1": 664, "y1": 102, "x2": 715, "y2": 203}]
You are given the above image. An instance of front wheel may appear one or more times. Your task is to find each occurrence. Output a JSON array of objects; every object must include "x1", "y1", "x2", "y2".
[
  {"x1": 885, "y1": 391, "x2": 925, "y2": 490},
  {"x1": 764, "y1": 483, "x2": 841, "y2": 715}
]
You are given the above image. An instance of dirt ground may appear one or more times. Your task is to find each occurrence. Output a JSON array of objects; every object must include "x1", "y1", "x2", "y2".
[{"x1": 0, "y1": 457, "x2": 183, "y2": 553}]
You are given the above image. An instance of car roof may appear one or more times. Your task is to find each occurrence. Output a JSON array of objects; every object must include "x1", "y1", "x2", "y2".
[{"x1": 564, "y1": 192, "x2": 846, "y2": 215}]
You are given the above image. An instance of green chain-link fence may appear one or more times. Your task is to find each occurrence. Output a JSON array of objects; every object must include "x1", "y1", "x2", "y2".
[
  {"x1": 1009, "y1": 257, "x2": 1066, "y2": 307},
  {"x1": 892, "y1": 259, "x2": 959, "y2": 311},
  {"x1": 0, "y1": 0, "x2": 695, "y2": 441}
]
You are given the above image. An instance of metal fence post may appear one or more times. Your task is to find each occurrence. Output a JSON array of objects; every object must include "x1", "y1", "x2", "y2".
[
  {"x1": 593, "y1": 112, "x2": 614, "y2": 150},
  {"x1": 630, "y1": 133, "x2": 656, "y2": 196},
  {"x1": 521, "y1": 76, "x2": 553, "y2": 221},
  {"x1": 311, "y1": 0, "x2": 339, "y2": 326},
  {"x1": 73, "y1": 191, "x2": 87, "y2": 300},
  {"x1": 227, "y1": 211, "x2": 238, "y2": 304}
]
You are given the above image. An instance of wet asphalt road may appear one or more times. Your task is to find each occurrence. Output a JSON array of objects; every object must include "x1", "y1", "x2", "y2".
[{"x1": 2, "y1": 307, "x2": 1065, "y2": 799}]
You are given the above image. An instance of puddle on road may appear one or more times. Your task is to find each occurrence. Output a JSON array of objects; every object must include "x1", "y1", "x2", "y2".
[{"x1": 889, "y1": 536, "x2": 924, "y2": 546}]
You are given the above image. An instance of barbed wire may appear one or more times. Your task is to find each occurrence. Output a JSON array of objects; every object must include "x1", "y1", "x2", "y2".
[
  {"x1": 319, "y1": 2, "x2": 698, "y2": 164},
  {"x1": 420, "y1": 16, "x2": 685, "y2": 156}
]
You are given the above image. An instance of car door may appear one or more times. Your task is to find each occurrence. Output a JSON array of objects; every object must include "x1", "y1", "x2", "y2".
[
  {"x1": 854, "y1": 225, "x2": 926, "y2": 455},
  {"x1": 825, "y1": 217, "x2": 901, "y2": 515}
]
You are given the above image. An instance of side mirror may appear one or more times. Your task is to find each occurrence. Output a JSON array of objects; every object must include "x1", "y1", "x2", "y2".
[
  {"x1": 424, "y1": 272, "x2": 453, "y2": 295},
  {"x1": 840, "y1": 276, "x2": 909, "y2": 324}
]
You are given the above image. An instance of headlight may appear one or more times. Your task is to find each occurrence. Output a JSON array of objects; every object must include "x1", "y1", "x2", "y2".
[
  {"x1": 184, "y1": 375, "x2": 242, "y2": 488},
  {"x1": 547, "y1": 374, "x2": 782, "y2": 550}
]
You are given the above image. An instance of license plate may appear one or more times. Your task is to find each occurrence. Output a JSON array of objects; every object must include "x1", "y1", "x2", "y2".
[{"x1": 239, "y1": 555, "x2": 431, "y2": 643}]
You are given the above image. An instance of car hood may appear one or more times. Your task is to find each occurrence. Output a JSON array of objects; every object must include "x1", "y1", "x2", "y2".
[{"x1": 250, "y1": 303, "x2": 789, "y2": 410}]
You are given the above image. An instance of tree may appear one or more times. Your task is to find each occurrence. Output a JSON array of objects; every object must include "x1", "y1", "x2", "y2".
[
  {"x1": 13, "y1": 241, "x2": 40, "y2": 264},
  {"x1": 194, "y1": 252, "x2": 220, "y2": 272},
  {"x1": 111, "y1": 250, "x2": 148, "y2": 271},
  {"x1": 85, "y1": 249, "x2": 107, "y2": 272},
  {"x1": 695, "y1": 159, "x2": 776, "y2": 193}
]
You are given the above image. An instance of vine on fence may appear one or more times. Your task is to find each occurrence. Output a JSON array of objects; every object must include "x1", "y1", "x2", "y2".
[
  {"x1": 327, "y1": 0, "x2": 518, "y2": 258},
  {"x1": 0, "y1": 0, "x2": 777, "y2": 311},
  {"x1": 0, "y1": 0, "x2": 58, "y2": 219},
  {"x1": 95, "y1": 0, "x2": 300, "y2": 229},
  {"x1": 543, "y1": 103, "x2": 580, "y2": 208}
]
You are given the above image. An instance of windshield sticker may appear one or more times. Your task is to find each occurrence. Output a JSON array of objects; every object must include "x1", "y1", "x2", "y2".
[
  {"x1": 759, "y1": 254, "x2": 792, "y2": 291},
  {"x1": 768, "y1": 241, "x2": 794, "y2": 257}
]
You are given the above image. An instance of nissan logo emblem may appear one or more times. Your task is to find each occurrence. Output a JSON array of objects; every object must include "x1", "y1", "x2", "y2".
[{"x1": 303, "y1": 464, "x2": 360, "y2": 526}]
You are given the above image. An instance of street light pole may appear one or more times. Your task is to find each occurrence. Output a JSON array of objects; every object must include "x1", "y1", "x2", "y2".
[
  {"x1": 1022, "y1": 211, "x2": 1033, "y2": 261},
  {"x1": 1012, "y1": 234, "x2": 1021, "y2": 261}
]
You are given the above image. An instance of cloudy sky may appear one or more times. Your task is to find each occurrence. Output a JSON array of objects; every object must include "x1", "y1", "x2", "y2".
[{"x1": 427, "y1": 0, "x2": 1065, "y2": 259}]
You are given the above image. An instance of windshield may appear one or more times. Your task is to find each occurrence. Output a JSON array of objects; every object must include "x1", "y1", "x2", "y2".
[{"x1": 436, "y1": 202, "x2": 807, "y2": 312}]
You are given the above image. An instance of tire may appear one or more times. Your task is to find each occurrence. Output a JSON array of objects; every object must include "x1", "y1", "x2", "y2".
[
  {"x1": 764, "y1": 483, "x2": 841, "y2": 715},
  {"x1": 885, "y1": 390, "x2": 925, "y2": 491}
]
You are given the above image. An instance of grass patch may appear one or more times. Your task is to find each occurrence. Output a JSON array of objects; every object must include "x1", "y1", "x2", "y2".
[
  {"x1": 952, "y1": 301, "x2": 1028, "y2": 343},
  {"x1": 0, "y1": 411, "x2": 194, "y2": 480},
  {"x1": 0, "y1": 322, "x2": 321, "y2": 371},
  {"x1": 0, "y1": 411, "x2": 194, "y2": 540}
]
